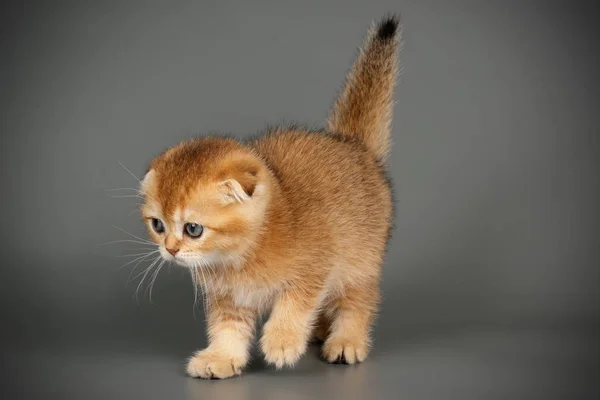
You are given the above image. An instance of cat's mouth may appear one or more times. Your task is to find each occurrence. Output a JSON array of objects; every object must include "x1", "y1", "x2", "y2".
[
  {"x1": 163, "y1": 254, "x2": 192, "y2": 268},
  {"x1": 159, "y1": 248, "x2": 224, "y2": 269},
  {"x1": 158, "y1": 248, "x2": 188, "y2": 266}
]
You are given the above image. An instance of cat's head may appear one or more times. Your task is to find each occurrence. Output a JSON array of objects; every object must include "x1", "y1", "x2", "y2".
[{"x1": 139, "y1": 137, "x2": 270, "y2": 268}]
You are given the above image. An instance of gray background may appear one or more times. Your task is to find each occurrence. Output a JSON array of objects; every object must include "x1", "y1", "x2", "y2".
[{"x1": 1, "y1": 1, "x2": 598, "y2": 399}]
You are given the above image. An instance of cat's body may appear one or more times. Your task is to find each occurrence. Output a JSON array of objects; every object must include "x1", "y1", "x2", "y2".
[
  {"x1": 140, "y1": 15, "x2": 401, "y2": 378},
  {"x1": 203, "y1": 129, "x2": 392, "y2": 306}
]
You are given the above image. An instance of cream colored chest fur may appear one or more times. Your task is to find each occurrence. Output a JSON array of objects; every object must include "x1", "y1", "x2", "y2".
[{"x1": 230, "y1": 285, "x2": 278, "y2": 311}]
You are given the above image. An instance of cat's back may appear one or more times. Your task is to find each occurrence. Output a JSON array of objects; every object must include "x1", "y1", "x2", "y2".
[{"x1": 249, "y1": 128, "x2": 392, "y2": 228}]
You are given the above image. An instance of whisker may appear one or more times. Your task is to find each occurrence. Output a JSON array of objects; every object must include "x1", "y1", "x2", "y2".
[
  {"x1": 206, "y1": 263, "x2": 218, "y2": 281},
  {"x1": 117, "y1": 251, "x2": 158, "y2": 270},
  {"x1": 100, "y1": 239, "x2": 157, "y2": 246},
  {"x1": 116, "y1": 251, "x2": 160, "y2": 258},
  {"x1": 190, "y1": 266, "x2": 198, "y2": 319},
  {"x1": 147, "y1": 259, "x2": 165, "y2": 303},
  {"x1": 191, "y1": 262, "x2": 208, "y2": 319},
  {"x1": 112, "y1": 226, "x2": 154, "y2": 244},
  {"x1": 129, "y1": 255, "x2": 161, "y2": 284},
  {"x1": 133, "y1": 256, "x2": 161, "y2": 303},
  {"x1": 127, "y1": 253, "x2": 158, "y2": 283},
  {"x1": 107, "y1": 194, "x2": 143, "y2": 199},
  {"x1": 190, "y1": 264, "x2": 200, "y2": 318},
  {"x1": 105, "y1": 188, "x2": 142, "y2": 192},
  {"x1": 118, "y1": 160, "x2": 141, "y2": 183},
  {"x1": 199, "y1": 258, "x2": 221, "y2": 317},
  {"x1": 198, "y1": 266, "x2": 209, "y2": 314}
]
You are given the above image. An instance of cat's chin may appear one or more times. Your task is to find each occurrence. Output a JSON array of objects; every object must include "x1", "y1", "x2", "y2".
[
  {"x1": 156, "y1": 245, "x2": 243, "y2": 269},
  {"x1": 172, "y1": 258, "x2": 192, "y2": 268},
  {"x1": 164, "y1": 250, "x2": 234, "y2": 269},
  {"x1": 169, "y1": 256, "x2": 214, "y2": 269}
]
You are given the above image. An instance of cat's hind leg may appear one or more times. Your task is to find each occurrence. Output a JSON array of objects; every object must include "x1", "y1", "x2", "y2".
[{"x1": 321, "y1": 278, "x2": 380, "y2": 364}]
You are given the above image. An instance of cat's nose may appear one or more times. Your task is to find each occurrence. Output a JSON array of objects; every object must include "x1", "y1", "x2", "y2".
[{"x1": 166, "y1": 247, "x2": 179, "y2": 256}]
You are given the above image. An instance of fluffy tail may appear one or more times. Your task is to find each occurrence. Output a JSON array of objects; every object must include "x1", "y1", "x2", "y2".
[{"x1": 327, "y1": 15, "x2": 401, "y2": 164}]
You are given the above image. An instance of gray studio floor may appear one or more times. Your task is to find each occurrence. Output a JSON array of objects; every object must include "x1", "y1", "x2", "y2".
[{"x1": 5, "y1": 324, "x2": 598, "y2": 399}]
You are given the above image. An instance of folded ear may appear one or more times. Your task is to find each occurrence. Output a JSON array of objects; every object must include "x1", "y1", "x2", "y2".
[
  {"x1": 217, "y1": 172, "x2": 258, "y2": 204},
  {"x1": 139, "y1": 169, "x2": 155, "y2": 194},
  {"x1": 216, "y1": 153, "x2": 263, "y2": 204}
]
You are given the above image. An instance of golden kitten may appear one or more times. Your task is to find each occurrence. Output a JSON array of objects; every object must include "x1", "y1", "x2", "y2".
[{"x1": 139, "y1": 15, "x2": 401, "y2": 379}]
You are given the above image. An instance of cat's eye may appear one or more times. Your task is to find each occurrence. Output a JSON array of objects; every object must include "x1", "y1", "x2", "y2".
[
  {"x1": 184, "y1": 223, "x2": 203, "y2": 238},
  {"x1": 151, "y1": 218, "x2": 165, "y2": 234}
]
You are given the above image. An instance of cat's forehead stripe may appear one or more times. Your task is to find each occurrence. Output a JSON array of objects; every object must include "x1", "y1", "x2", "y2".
[{"x1": 173, "y1": 208, "x2": 184, "y2": 239}]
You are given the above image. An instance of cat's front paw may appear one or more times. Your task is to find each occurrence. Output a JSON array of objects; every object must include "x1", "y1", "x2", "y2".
[
  {"x1": 186, "y1": 350, "x2": 245, "y2": 379},
  {"x1": 322, "y1": 336, "x2": 369, "y2": 365},
  {"x1": 260, "y1": 324, "x2": 307, "y2": 369}
]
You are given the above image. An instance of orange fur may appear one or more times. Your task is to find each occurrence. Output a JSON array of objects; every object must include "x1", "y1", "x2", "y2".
[{"x1": 140, "y1": 15, "x2": 401, "y2": 379}]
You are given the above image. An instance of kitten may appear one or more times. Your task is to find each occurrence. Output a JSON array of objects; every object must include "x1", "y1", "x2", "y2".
[{"x1": 139, "y1": 15, "x2": 401, "y2": 379}]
